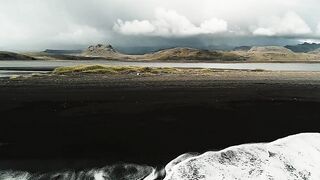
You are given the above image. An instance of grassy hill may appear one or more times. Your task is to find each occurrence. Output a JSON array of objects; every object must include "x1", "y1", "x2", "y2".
[
  {"x1": 233, "y1": 46, "x2": 320, "y2": 61},
  {"x1": 0, "y1": 51, "x2": 36, "y2": 60},
  {"x1": 141, "y1": 47, "x2": 246, "y2": 61}
]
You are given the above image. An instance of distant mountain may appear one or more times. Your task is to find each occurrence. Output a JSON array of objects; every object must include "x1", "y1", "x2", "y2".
[
  {"x1": 43, "y1": 49, "x2": 82, "y2": 55},
  {"x1": 82, "y1": 44, "x2": 124, "y2": 59},
  {"x1": 285, "y1": 42, "x2": 320, "y2": 53},
  {"x1": 309, "y1": 48, "x2": 320, "y2": 54},
  {"x1": 206, "y1": 45, "x2": 235, "y2": 51},
  {"x1": 81, "y1": 44, "x2": 246, "y2": 61},
  {"x1": 237, "y1": 46, "x2": 297, "y2": 61},
  {"x1": 247, "y1": 46, "x2": 305, "y2": 61},
  {"x1": 233, "y1": 46, "x2": 252, "y2": 51},
  {"x1": 2, "y1": 43, "x2": 320, "y2": 62},
  {"x1": 117, "y1": 46, "x2": 176, "y2": 55},
  {"x1": 117, "y1": 45, "x2": 235, "y2": 54},
  {"x1": 232, "y1": 46, "x2": 320, "y2": 61},
  {"x1": 248, "y1": 46, "x2": 294, "y2": 54},
  {"x1": 143, "y1": 47, "x2": 246, "y2": 61},
  {"x1": 0, "y1": 51, "x2": 36, "y2": 60}
]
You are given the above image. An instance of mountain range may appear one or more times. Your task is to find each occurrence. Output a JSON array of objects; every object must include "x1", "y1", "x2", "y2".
[
  {"x1": 1, "y1": 42, "x2": 320, "y2": 62},
  {"x1": 285, "y1": 42, "x2": 320, "y2": 53}
]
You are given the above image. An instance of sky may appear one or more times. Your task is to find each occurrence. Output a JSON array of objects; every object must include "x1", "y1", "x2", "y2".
[{"x1": 1, "y1": 0, "x2": 320, "y2": 51}]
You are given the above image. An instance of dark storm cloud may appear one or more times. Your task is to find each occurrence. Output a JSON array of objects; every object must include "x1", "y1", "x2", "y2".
[{"x1": 0, "y1": 0, "x2": 320, "y2": 51}]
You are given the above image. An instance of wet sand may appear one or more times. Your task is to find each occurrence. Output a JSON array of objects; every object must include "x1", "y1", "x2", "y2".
[{"x1": 1, "y1": 71, "x2": 320, "y2": 172}]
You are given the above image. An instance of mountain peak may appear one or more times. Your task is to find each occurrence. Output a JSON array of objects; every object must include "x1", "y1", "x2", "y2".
[
  {"x1": 82, "y1": 43, "x2": 120, "y2": 57},
  {"x1": 87, "y1": 44, "x2": 116, "y2": 53}
]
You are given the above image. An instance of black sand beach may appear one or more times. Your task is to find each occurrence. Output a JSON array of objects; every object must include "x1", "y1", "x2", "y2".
[{"x1": 1, "y1": 71, "x2": 320, "y2": 172}]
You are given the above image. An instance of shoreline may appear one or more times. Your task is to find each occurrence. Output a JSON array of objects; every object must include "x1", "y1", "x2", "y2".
[{"x1": 3, "y1": 62, "x2": 320, "y2": 78}]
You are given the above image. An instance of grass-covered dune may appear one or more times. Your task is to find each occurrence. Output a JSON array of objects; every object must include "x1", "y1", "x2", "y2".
[
  {"x1": 54, "y1": 65, "x2": 182, "y2": 74},
  {"x1": 53, "y1": 65, "x2": 221, "y2": 75}
]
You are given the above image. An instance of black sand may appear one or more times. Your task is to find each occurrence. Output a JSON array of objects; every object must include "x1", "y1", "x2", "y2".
[{"x1": 1, "y1": 71, "x2": 320, "y2": 172}]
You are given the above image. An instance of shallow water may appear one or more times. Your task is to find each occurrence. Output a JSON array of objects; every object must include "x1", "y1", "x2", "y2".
[
  {"x1": 0, "y1": 70, "x2": 50, "y2": 78},
  {"x1": 2, "y1": 60, "x2": 320, "y2": 77}
]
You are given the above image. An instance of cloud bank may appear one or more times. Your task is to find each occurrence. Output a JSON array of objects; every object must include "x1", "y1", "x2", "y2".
[
  {"x1": 114, "y1": 9, "x2": 314, "y2": 38},
  {"x1": 252, "y1": 12, "x2": 312, "y2": 36},
  {"x1": 113, "y1": 8, "x2": 228, "y2": 36}
]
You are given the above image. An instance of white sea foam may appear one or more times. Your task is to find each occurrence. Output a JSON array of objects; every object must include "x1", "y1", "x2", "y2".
[
  {"x1": 1, "y1": 133, "x2": 320, "y2": 180},
  {"x1": 0, "y1": 164, "x2": 154, "y2": 180},
  {"x1": 164, "y1": 133, "x2": 320, "y2": 180}
]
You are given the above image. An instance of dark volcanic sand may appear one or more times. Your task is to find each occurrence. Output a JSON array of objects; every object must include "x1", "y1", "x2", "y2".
[{"x1": 0, "y1": 71, "x2": 320, "y2": 172}]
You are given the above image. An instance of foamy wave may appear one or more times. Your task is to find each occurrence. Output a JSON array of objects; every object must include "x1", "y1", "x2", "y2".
[
  {"x1": 2, "y1": 133, "x2": 320, "y2": 180},
  {"x1": 164, "y1": 133, "x2": 320, "y2": 180},
  {"x1": 0, "y1": 163, "x2": 159, "y2": 180}
]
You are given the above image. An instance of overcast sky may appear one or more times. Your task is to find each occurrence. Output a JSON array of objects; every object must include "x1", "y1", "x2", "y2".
[{"x1": 1, "y1": 0, "x2": 320, "y2": 51}]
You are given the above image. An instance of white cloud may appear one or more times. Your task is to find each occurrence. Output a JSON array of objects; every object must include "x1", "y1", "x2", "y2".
[
  {"x1": 253, "y1": 28, "x2": 275, "y2": 36},
  {"x1": 0, "y1": 0, "x2": 109, "y2": 50},
  {"x1": 199, "y1": 19, "x2": 229, "y2": 34},
  {"x1": 113, "y1": 8, "x2": 228, "y2": 37},
  {"x1": 317, "y1": 23, "x2": 320, "y2": 34},
  {"x1": 113, "y1": 20, "x2": 155, "y2": 35},
  {"x1": 52, "y1": 25, "x2": 107, "y2": 45},
  {"x1": 253, "y1": 12, "x2": 312, "y2": 36}
]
